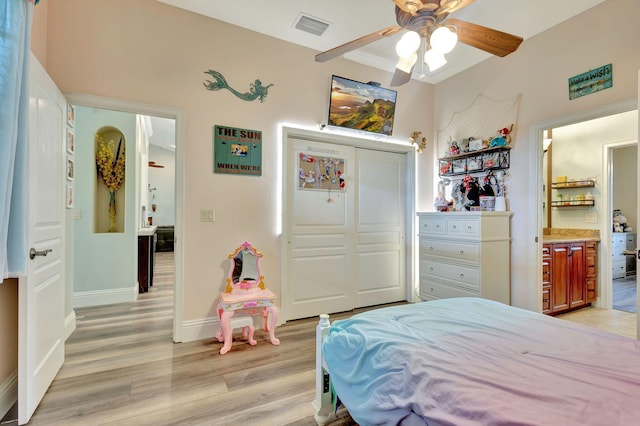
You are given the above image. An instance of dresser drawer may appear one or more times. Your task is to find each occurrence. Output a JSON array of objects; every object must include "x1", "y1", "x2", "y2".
[
  {"x1": 418, "y1": 217, "x2": 446, "y2": 235},
  {"x1": 447, "y1": 219, "x2": 479, "y2": 236},
  {"x1": 420, "y1": 239, "x2": 479, "y2": 263},
  {"x1": 612, "y1": 234, "x2": 626, "y2": 249},
  {"x1": 421, "y1": 259, "x2": 479, "y2": 289},
  {"x1": 627, "y1": 233, "x2": 636, "y2": 249},
  {"x1": 420, "y1": 279, "x2": 479, "y2": 300}
]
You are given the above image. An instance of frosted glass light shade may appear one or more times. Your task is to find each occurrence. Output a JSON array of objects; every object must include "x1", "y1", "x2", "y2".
[
  {"x1": 395, "y1": 31, "x2": 421, "y2": 58},
  {"x1": 395, "y1": 52, "x2": 418, "y2": 73},
  {"x1": 430, "y1": 26, "x2": 458, "y2": 54},
  {"x1": 424, "y1": 49, "x2": 447, "y2": 72}
]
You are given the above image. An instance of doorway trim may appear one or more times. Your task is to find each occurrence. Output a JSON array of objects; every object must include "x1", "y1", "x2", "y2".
[
  {"x1": 279, "y1": 125, "x2": 417, "y2": 322},
  {"x1": 602, "y1": 140, "x2": 638, "y2": 310},
  {"x1": 530, "y1": 98, "x2": 637, "y2": 314},
  {"x1": 65, "y1": 93, "x2": 185, "y2": 342}
]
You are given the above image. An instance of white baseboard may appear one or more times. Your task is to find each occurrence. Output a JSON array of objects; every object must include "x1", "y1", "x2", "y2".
[
  {"x1": 64, "y1": 310, "x2": 77, "y2": 341},
  {"x1": 179, "y1": 316, "x2": 219, "y2": 343},
  {"x1": 73, "y1": 286, "x2": 137, "y2": 308},
  {"x1": 0, "y1": 370, "x2": 17, "y2": 421}
]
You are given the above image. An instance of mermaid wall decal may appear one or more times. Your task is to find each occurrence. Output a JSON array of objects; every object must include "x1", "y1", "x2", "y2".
[{"x1": 203, "y1": 69, "x2": 274, "y2": 103}]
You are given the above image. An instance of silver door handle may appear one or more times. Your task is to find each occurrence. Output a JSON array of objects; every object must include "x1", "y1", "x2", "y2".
[{"x1": 29, "y1": 248, "x2": 52, "y2": 260}]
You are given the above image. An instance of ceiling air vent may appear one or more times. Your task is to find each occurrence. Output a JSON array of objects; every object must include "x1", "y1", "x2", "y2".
[{"x1": 294, "y1": 13, "x2": 330, "y2": 36}]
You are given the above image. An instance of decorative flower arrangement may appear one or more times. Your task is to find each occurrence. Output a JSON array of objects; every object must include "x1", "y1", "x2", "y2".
[{"x1": 95, "y1": 135, "x2": 125, "y2": 232}]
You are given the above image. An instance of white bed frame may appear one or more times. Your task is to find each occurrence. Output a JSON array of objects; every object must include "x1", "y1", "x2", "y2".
[{"x1": 311, "y1": 314, "x2": 333, "y2": 425}]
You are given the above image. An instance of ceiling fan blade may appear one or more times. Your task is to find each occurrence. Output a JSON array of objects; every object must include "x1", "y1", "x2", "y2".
[
  {"x1": 390, "y1": 68, "x2": 413, "y2": 87},
  {"x1": 436, "y1": 0, "x2": 477, "y2": 16},
  {"x1": 390, "y1": 51, "x2": 418, "y2": 87},
  {"x1": 315, "y1": 25, "x2": 403, "y2": 63},
  {"x1": 446, "y1": 18, "x2": 523, "y2": 57}
]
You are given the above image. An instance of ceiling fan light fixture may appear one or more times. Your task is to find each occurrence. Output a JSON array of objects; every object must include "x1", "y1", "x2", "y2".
[
  {"x1": 395, "y1": 30, "x2": 421, "y2": 58},
  {"x1": 395, "y1": 51, "x2": 418, "y2": 73},
  {"x1": 424, "y1": 48, "x2": 447, "y2": 72},
  {"x1": 429, "y1": 26, "x2": 458, "y2": 54},
  {"x1": 403, "y1": 0, "x2": 421, "y2": 15}
]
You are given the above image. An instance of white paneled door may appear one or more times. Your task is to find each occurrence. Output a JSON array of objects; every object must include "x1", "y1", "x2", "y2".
[
  {"x1": 19, "y1": 55, "x2": 66, "y2": 424},
  {"x1": 355, "y1": 149, "x2": 406, "y2": 308},
  {"x1": 283, "y1": 132, "x2": 409, "y2": 321}
]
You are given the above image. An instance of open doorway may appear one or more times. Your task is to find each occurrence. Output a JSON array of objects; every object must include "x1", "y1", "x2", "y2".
[
  {"x1": 66, "y1": 93, "x2": 184, "y2": 342},
  {"x1": 534, "y1": 101, "x2": 637, "y2": 320},
  {"x1": 610, "y1": 144, "x2": 637, "y2": 313}
]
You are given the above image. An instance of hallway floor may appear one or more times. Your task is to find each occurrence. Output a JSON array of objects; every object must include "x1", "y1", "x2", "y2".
[{"x1": 612, "y1": 275, "x2": 637, "y2": 314}]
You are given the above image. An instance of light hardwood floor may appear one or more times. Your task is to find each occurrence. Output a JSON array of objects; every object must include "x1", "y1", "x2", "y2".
[{"x1": 10, "y1": 252, "x2": 636, "y2": 425}]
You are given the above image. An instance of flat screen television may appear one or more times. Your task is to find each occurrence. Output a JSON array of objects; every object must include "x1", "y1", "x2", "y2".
[{"x1": 327, "y1": 75, "x2": 397, "y2": 136}]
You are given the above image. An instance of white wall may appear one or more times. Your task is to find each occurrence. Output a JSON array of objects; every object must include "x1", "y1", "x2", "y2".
[
  {"x1": 551, "y1": 111, "x2": 637, "y2": 229},
  {"x1": 36, "y1": 0, "x2": 433, "y2": 329},
  {"x1": 73, "y1": 106, "x2": 138, "y2": 305},
  {"x1": 432, "y1": 0, "x2": 640, "y2": 310},
  {"x1": 148, "y1": 145, "x2": 175, "y2": 226}
]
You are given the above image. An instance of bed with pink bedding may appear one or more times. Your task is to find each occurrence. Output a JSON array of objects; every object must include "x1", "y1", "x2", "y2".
[{"x1": 312, "y1": 297, "x2": 640, "y2": 425}]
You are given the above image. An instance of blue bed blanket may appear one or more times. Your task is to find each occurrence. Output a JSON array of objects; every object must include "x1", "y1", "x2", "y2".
[{"x1": 322, "y1": 297, "x2": 640, "y2": 426}]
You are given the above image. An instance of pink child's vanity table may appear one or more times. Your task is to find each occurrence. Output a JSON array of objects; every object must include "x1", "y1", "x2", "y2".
[{"x1": 216, "y1": 241, "x2": 279, "y2": 355}]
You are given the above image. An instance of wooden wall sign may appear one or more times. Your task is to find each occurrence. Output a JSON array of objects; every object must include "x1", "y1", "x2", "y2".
[
  {"x1": 213, "y1": 125, "x2": 262, "y2": 176},
  {"x1": 569, "y1": 64, "x2": 612, "y2": 100}
]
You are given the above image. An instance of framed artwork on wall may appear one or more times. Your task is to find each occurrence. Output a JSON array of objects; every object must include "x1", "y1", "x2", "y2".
[
  {"x1": 66, "y1": 156, "x2": 74, "y2": 181},
  {"x1": 66, "y1": 185, "x2": 73, "y2": 209},
  {"x1": 66, "y1": 128, "x2": 75, "y2": 154},
  {"x1": 67, "y1": 104, "x2": 75, "y2": 127}
]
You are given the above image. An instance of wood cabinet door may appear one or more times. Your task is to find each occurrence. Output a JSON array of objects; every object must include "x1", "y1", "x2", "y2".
[
  {"x1": 585, "y1": 241, "x2": 598, "y2": 302},
  {"x1": 551, "y1": 244, "x2": 570, "y2": 312},
  {"x1": 542, "y1": 244, "x2": 552, "y2": 314},
  {"x1": 568, "y1": 243, "x2": 586, "y2": 308}
]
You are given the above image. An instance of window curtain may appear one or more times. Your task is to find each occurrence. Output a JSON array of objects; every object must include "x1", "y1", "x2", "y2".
[{"x1": 1, "y1": 0, "x2": 34, "y2": 282}]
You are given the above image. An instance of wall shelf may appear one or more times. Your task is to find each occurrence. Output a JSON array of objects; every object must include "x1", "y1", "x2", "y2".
[
  {"x1": 551, "y1": 180, "x2": 595, "y2": 189},
  {"x1": 438, "y1": 146, "x2": 511, "y2": 177},
  {"x1": 551, "y1": 200, "x2": 595, "y2": 208}
]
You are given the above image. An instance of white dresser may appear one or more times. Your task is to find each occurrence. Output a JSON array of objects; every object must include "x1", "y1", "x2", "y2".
[
  {"x1": 612, "y1": 232, "x2": 636, "y2": 279},
  {"x1": 417, "y1": 211, "x2": 512, "y2": 304}
]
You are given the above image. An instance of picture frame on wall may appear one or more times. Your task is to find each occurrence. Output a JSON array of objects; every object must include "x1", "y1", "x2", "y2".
[
  {"x1": 66, "y1": 185, "x2": 73, "y2": 209},
  {"x1": 66, "y1": 128, "x2": 75, "y2": 154},
  {"x1": 67, "y1": 104, "x2": 75, "y2": 127},
  {"x1": 66, "y1": 156, "x2": 74, "y2": 181}
]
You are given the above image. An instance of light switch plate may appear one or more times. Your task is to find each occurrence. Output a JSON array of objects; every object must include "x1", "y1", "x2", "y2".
[{"x1": 200, "y1": 209, "x2": 215, "y2": 222}]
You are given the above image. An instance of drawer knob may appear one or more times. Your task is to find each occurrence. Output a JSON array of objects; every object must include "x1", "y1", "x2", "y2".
[
  {"x1": 452, "y1": 225, "x2": 457, "y2": 229},
  {"x1": 459, "y1": 250, "x2": 464, "y2": 256},
  {"x1": 429, "y1": 267, "x2": 434, "y2": 271},
  {"x1": 430, "y1": 246, "x2": 434, "y2": 250},
  {"x1": 459, "y1": 273, "x2": 464, "y2": 278}
]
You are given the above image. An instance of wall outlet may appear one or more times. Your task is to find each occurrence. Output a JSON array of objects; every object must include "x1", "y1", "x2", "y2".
[
  {"x1": 584, "y1": 213, "x2": 597, "y2": 223},
  {"x1": 200, "y1": 209, "x2": 215, "y2": 222}
]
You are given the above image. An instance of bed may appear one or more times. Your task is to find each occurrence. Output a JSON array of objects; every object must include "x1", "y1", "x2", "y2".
[{"x1": 312, "y1": 297, "x2": 640, "y2": 425}]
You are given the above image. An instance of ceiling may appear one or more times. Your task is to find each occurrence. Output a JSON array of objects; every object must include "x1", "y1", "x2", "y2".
[
  {"x1": 147, "y1": 116, "x2": 176, "y2": 152},
  {"x1": 157, "y1": 0, "x2": 607, "y2": 85}
]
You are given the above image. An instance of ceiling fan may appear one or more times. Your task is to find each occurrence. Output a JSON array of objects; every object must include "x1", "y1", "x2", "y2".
[{"x1": 315, "y1": 0, "x2": 523, "y2": 87}]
